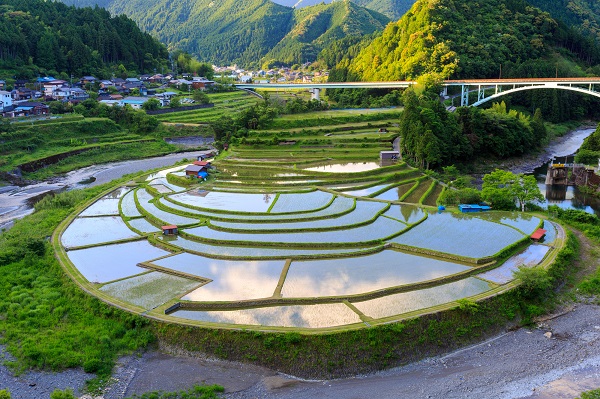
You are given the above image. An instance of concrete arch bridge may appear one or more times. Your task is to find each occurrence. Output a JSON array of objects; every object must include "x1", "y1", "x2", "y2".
[{"x1": 235, "y1": 78, "x2": 600, "y2": 106}]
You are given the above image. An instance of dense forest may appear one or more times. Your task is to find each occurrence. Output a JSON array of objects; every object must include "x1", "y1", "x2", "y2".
[
  {"x1": 342, "y1": 0, "x2": 600, "y2": 81},
  {"x1": 398, "y1": 88, "x2": 548, "y2": 168},
  {"x1": 529, "y1": 0, "x2": 600, "y2": 43},
  {"x1": 262, "y1": 1, "x2": 389, "y2": 67},
  {"x1": 59, "y1": 0, "x2": 390, "y2": 67},
  {"x1": 0, "y1": 0, "x2": 169, "y2": 78}
]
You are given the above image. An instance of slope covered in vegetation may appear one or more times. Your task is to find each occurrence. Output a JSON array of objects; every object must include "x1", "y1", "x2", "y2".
[
  {"x1": 60, "y1": 0, "x2": 389, "y2": 67},
  {"x1": 343, "y1": 0, "x2": 600, "y2": 81},
  {"x1": 262, "y1": 1, "x2": 389, "y2": 67},
  {"x1": 0, "y1": 0, "x2": 168, "y2": 78}
]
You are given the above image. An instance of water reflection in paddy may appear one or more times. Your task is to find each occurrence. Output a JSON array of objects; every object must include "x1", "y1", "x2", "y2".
[
  {"x1": 282, "y1": 251, "x2": 470, "y2": 298},
  {"x1": 159, "y1": 236, "x2": 378, "y2": 259},
  {"x1": 169, "y1": 191, "x2": 274, "y2": 213},
  {"x1": 343, "y1": 184, "x2": 391, "y2": 197},
  {"x1": 478, "y1": 245, "x2": 550, "y2": 284},
  {"x1": 61, "y1": 216, "x2": 139, "y2": 248},
  {"x1": 173, "y1": 303, "x2": 363, "y2": 328},
  {"x1": 67, "y1": 240, "x2": 169, "y2": 283},
  {"x1": 151, "y1": 253, "x2": 285, "y2": 301},
  {"x1": 352, "y1": 278, "x2": 491, "y2": 319},
  {"x1": 303, "y1": 162, "x2": 380, "y2": 173}
]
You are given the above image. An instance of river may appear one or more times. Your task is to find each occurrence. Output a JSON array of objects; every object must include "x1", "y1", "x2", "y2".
[
  {"x1": 528, "y1": 127, "x2": 600, "y2": 216},
  {"x1": 0, "y1": 149, "x2": 214, "y2": 231}
]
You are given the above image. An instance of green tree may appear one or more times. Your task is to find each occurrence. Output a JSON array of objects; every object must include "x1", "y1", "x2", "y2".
[
  {"x1": 192, "y1": 90, "x2": 210, "y2": 104},
  {"x1": 512, "y1": 174, "x2": 544, "y2": 211},
  {"x1": 482, "y1": 170, "x2": 544, "y2": 211},
  {"x1": 0, "y1": 389, "x2": 10, "y2": 399},
  {"x1": 170, "y1": 97, "x2": 181, "y2": 108},
  {"x1": 142, "y1": 98, "x2": 161, "y2": 111}
]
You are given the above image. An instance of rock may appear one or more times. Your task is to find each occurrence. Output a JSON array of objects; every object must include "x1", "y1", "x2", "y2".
[{"x1": 544, "y1": 332, "x2": 553, "y2": 339}]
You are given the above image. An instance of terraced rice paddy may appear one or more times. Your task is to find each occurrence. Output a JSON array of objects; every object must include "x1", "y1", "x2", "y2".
[
  {"x1": 391, "y1": 212, "x2": 536, "y2": 259},
  {"x1": 57, "y1": 161, "x2": 561, "y2": 331}
]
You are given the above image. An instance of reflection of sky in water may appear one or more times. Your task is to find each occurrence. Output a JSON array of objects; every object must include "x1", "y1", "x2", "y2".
[
  {"x1": 61, "y1": 216, "x2": 139, "y2": 248},
  {"x1": 542, "y1": 221, "x2": 557, "y2": 244},
  {"x1": 169, "y1": 191, "x2": 274, "y2": 213},
  {"x1": 375, "y1": 183, "x2": 413, "y2": 201},
  {"x1": 383, "y1": 205, "x2": 426, "y2": 224},
  {"x1": 79, "y1": 198, "x2": 120, "y2": 216},
  {"x1": 160, "y1": 236, "x2": 375, "y2": 259},
  {"x1": 343, "y1": 184, "x2": 390, "y2": 197},
  {"x1": 67, "y1": 240, "x2": 168, "y2": 283},
  {"x1": 478, "y1": 245, "x2": 550, "y2": 284},
  {"x1": 187, "y1": 215, "x2": 405, "y2": 244},
  {"x1": 353, "y1": 278, "x2": 491, "y2": 319},
  {"x1": 269, "y1": 191, "x2": 333, "y2": 213},
  {"x1": 152, "y1": 253, "x2": 285, "y2": 301},
  {"x1": 137, "y1": 189, "x2": 198, "y2": 225},
  {"x1": 100, "y1": 271, "x2": 200, "y2": 310},
  {"x1": 391, "y1": 212, "x2": 525, "y2": 259},
  {"x1": 160, "y1": 195, "x2": 355, "y2": 221},
  {"x1": 210, "y1": 200, "x2": 388, "y2": 231},
  {"x1": 475, "y1": 211, "x2": 541, "y2": 235},
  {"x1": 128, "y1": 218, "x2": 160, "y2": 233},
  {"x1": 121, "y1": 190, "x2": 141, "y2": 217},
  {"x1": 282, "y1": 251, "x2": 470, "y2": 297},
  {"x1": 303, "y1": 162, "x2": 380, "y2": 173},
  {"x1": 173, "y1": 303, "x2": 363, "y2": 328}
]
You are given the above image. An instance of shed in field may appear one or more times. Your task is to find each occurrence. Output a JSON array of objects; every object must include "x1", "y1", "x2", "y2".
[
  {"x1": 162, "y1": 225, "x2": 178, "y2": 235},
  {"x1": 380, "y1": 151, "x2": 399, "y2": 162},
  {"x1": 531, "y1": 229, "x2": 547, "y2": 241}
]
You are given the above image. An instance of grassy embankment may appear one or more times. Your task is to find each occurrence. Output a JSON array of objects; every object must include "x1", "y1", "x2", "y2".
[{"x1": 0, "y1": 116, "x2": 213, "y2": 181}]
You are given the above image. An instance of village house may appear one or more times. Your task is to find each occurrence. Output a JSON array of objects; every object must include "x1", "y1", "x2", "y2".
[
  {"x1": 10, "y1": 102, "x2": 49, "y2": 118},
  {"x1": 191, "y1": 77, "x2": 215, "y2": 90},
  {"x1": 80, "y1": 76, "x2": 97, "y2": 86},
  {"x1": 0, "y1": 90, "x2": 12, "y2": 112}
]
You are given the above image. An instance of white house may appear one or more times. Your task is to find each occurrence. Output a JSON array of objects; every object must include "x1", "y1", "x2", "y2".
[{"x1": 0, "y1": 90, "x2": 12, "y2": 112}]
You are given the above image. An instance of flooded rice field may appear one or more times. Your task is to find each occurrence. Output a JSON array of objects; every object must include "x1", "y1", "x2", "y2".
[
  {"x1": 303, "y1": 162, "x2": 381, "y2": 173},
  {"x1": 173, "y1": 303, "x2": 363, "y2": 329},
  {"x1": 56, "y1": 162, "x2": 562, "y2": 330},
  {"x1": 67, "y1": 241, "x2": 169, "y2": 283},
  {"x1": 351, "y1": 278, "x2": 492, "y2": 319},
  {"x1": 150, "y1": 254, "x2": 285, "y2": 301},
  {"x1": 282, "y1": 251, "x2": 470, "y2": 298}
]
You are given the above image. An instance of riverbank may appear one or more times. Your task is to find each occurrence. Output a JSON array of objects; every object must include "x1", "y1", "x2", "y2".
[
  {"x1": 472, "y1": 123, "x2": 596, "y2": 176},
  {"x1": 0, "y1": 149, "x2": 214, "y2": 232}
]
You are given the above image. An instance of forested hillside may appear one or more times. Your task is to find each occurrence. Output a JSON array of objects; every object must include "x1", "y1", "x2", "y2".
[
  {"x1": 353, "y1": 0, "x2": 415, "y2": 19},
  {"x1": 262, "y1": 1, "x2": 389, "y2": 67},
  {"x1": 59, "y1": 0, "x2": 390, "y2": 67},
  {"x1": 0, "y1": 0, "x2": 168, "y2": 78},
  {"x1": 529, "y1": 0, "x2": 600, "y2": 43},
  {"x1": 342, "y1": 0, "x2": 600, "y2": 81}
]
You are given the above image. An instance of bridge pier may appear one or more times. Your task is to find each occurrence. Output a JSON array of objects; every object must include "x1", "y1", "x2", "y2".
[
  {"x1": 311, "y1": 88, "x2": 321, "y2": 101},
  {"x1": 460, "y1": 85, "x2": 469, "y2": 106}
]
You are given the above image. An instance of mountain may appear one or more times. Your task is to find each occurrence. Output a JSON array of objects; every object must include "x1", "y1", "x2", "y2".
[
  {"x1": 0, "y1": 0, "x2": 168, "y2": 78},
  {"x1": 59, "y1": 0, "x2": 389, "y2": 67},
  {"x1": 528, "y1": 0, "x2": 600, "y2": 42},
  {"x1": 262, "y1": 1, "x2": 389, "y2": 66},
  {"x1": 342, "y1": 0, "x2": 600, "y2": 81},
  {"x1": 353, "y1": 0, "x2": 415, "y2": 19}
]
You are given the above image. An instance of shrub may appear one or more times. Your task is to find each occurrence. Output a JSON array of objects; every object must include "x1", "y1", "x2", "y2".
[
  {"x1": 50, "y1": 390, "x2": 76, "y2": 399},
  {"x1": 513, "y1": 266, "x2": 553, "y2": 299},
  {"x1": 0, "y1": 390, "x2": 11, "y2": 399}
]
